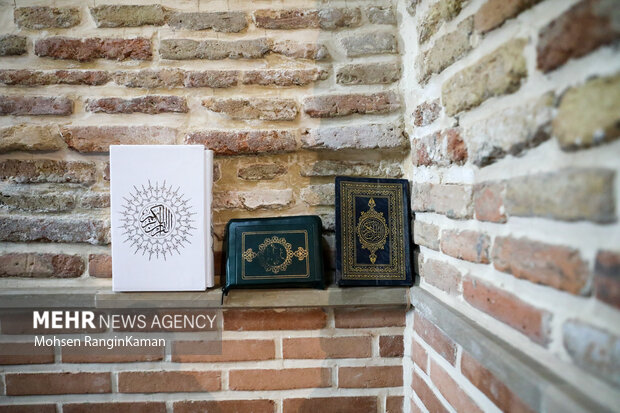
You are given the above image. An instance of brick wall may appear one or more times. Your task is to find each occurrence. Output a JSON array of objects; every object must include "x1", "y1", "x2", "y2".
[
  {"x1": 400, "y1": 0, "x2": 620, "y2": 411},
  {"x1": 0, "y1": 307, "x2": 405, "y2": 412}
]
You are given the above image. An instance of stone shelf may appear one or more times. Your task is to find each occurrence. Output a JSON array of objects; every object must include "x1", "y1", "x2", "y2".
[{"x1": 0, "y1": 286, "x2": 409, "y2": 309}]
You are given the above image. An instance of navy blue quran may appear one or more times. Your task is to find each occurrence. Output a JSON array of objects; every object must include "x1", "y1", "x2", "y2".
[
  {"x1": 222, "y1": 216, "x2": 325, "y2": 295},
  {"x1": 335, "y1": 176, "x2": 413, "y2": 286}
]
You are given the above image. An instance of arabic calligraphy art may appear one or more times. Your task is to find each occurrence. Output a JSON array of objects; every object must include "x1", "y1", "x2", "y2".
[{"x1": 119, "y1": 180, "x2": 196, "y2": 260}]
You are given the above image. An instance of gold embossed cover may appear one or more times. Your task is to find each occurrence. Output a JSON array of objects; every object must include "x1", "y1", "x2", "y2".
[
  {"x1": 223, "y1": 216, "x2": 325, "y2": 293},
  {"x1": 335, "y1": 177, "x2": 413, "y2": 286}
]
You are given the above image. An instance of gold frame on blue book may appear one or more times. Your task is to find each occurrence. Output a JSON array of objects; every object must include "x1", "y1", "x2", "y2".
[{"x1": 335, "y1": 176, "x2": 413, "y2": 286}]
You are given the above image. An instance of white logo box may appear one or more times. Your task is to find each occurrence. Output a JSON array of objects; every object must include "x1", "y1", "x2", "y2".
[{"x1": 110, "y1": 145, "x2": 214, "y2": 291}]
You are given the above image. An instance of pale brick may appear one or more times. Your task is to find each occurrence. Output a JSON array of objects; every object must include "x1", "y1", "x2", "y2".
[
  {"x1": 493, "y1": 236, "x2": 590, "y2": 295},
  {"x1": 185, "y1": 70, "x2": 239, "y2": 88},
  {"x1": 413, "y1": 99, "x2": 441, "y2": 127},
  {"x1": 504, "y1": 168, "x2": 616, "y2": 223},
  {"x1": 0, "y1": 216, "x2": 110, "y2": 245},
  {"x1": 241, "y1": 68, "x2": 328, "y2": 86},
  {"x1": 90, "y1": 5, "x2": 166, "y2": 27},
  {"x1": 0, "y1": 159, "x2": 96, "y2": 184},
  {"x1": 465, "y1": 93, "x2": 553, "y2": 166},
  {"x1": 537, "y1": 0, "x2": 620, "y2": 73},
  {"x1": 341, "y1": 32, "x2": 397, "y2": 57},
  {"x1": 253, "y1": 8, "x2": 361, "y2": 30},
  {"x1": 300, "y1": 184, "x2": 334, "y2": 206},
  {"x1": 271, "y1": 41, "x2": 329, "y2": 60},
  {"x1": 419, "y1": 0, "x2": 468, "y2": 43},
  {"x1": 0, "y1": 96, "x2": 72, "y2": 116},
  {"x1": 367, "y1": 6, "x2": 396, "y2": 25},
  {"x1": 0, "y1": 35, "x2": 27, "y2": 56},
  {"x1": 413, "y1": 220, "x2": 440, "y2": 250},
  {"x1": 0, "y1": 253, "x2": 84, "y2": 278},
  {"x1": 113, "y1": 69, "x2": 185, "y2": 88},
  {"x1": 0, "y1": 124, "x2": 64, "y2": 153},
  {"x1": 336, "y1": 62, "x2": 401, "y2": 85},
  {"x1": 300, "y1": 160, "x2": 402, "y2": 178},
  {"x1": 186, "y1": 130, "x2": 297, "y2": 155},
  {"x1": 168, "y1": 11, "x2": 247, "y2": 32},
  {"x1": 238, "y1": 163, "x2": 287, "y2": 180},
  {"x1": 86, "y1": 96, "x2": 188, "y2": 114},
  {"x1": 563, "y1": 319, "x2": 620, "y2": 387},
  {"x1": 303, "y1": 92, "x2": 400, "y2": 118},
  {"x1": 412, "y1": 128, "x2": 467, "y2": 166},
  {"x1": 160, "y1": 38, "x2": 270, "y2": 60},
  {"x1": 15, "y1": 7, "x2": 80, "y2": 29},
  {"x1": 213, "y1": 190, "x2": 293, "y2": 210},
  {"x1": 441, "y1": 229, "x2": 490, "y2": 263},
  {"x1": 553, "y1": 74, "x2": 620, "y2": 150},
  {"x1": 420, "y1": 256, "x2": 461, "y2": 295},
  {"x1": 61, "y1": 126, "x2": 177, "y2": 153},
  {"x1": 411, "y1": 183, "x2": 473, "y2": 219},
  {"x1": 78, "y1": 192, "x2": 109, "y2": 209},
  {"x1": 302, "y1": 123, "x2": 407, "y2": 151},
  {"x1": 0, "y1": 184, "x2": 76, "y2": 213},
  {"x1": 35, "y1": 37, "x2": 151, "y2": 61},
  {"x1": 417, "y1": 17, "x2": 474, "y2": 83},
  {"x1": 442, "y1": 39, "x2": 527, "y2": 115},
  {"x1": 474, "y1": 0, "x2": 543, "y2": 33},
  {"x1": 594, "y1": 250, "x2": 620, "y2": 309},
  {"x1": 463, "y1": 277, "x2": 552, "y2": 345},
  {"x1": 203, "y1": 97, "x2": 297, "y2": 121},
  {"x1": 0, "y1": 70, "x2": 110, "y2": 86}
]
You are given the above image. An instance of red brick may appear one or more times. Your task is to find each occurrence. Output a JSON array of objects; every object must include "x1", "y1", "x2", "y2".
[
  {"x1": 0, "y1": 70, "x2": 109, "y2": 86},
  {"x1": 414, "y1": 312, "x2": 457, "y2": 365},
  {"x1": 419, "y1": 256, "x2": 461, "y2": 295},
  {"x1": 537, "y1": 0, "x2": 619, "y2": 72},
  {"x1": 0, "y1": 342, "x2": 54, "y2": 365},
  {"x1": 334, "y1": 307, "x2": 405, "y2": 328},
  {"x1": 186, "y1": 130, "x2": 297, "y2": 156},
  {"x1": 380, "y1": 335, "x2": 404, "y2": 357},
  {"x1": 62, "y1": 345, "x2": 164, "y2": 363},
  {"x1": 412, "y1": 128, "x2": 467, "y2": 166},
  {"x1": 412, "y1": 338, "x2": 429, "y2": 373},
  {"x1": 474, "y1": 0, "x2": 543, "y2": 33},
  {"x1": 492, "y1": 236, "x2": 589, "y2": 295},
  {"x1": 224, "y1": 308, "x2": 326, "y2": 330},
  {"x1": 474, "y1": 182, "x2": 507, "y2": 222},
  {"x1": 411, "y1": 371, "x2": 449, "y2": 413},
  {"x1": 88, "y1": 254, "x2": 111, "y2": 278},
  {"x1": 172, "y1": 339, "x2": 275, "y2": 362},
  {"x1": 386, "y1": 396, "x2": 404, "y2": 413},
  {"x1": 0, "y1": 405, "x2": 56, "y2": 413},
  {"x1": 339, "y1": 366, "x2": 402, "y2": 388},
  {"x1": 6, "y1": 372, "x2": 111, "y2": 395},
  {"x1": 283, "y1": 397, "x2": 376, "y2": 413},
  {"x1": 461, "y1": 352, "x2": 534, "y2": 413},
  {"x1": 430, "y1": 360, "x2": 483, "y2": 413},
  {"x1": 253, "y1": 8, "x2": 361, "y2": 30},
  {"x1": 0, "y1": 253, "x2": 84, "y2": 278},
  {"x1": 35, "y1": 37, "x2": 151, "y2": 62},
  {"x1": 0, "y1": 96, "x2": 72, "y2": 116},
  {"x1": 61, "y1": 126, "x2": 177, "y2": 153},
  {"x1": 594, "y1": 250, "x2": 620, "y2": 309},
  {"x1": 463, "y1": 277, "x2": 552, "y2": 345},
  {"x1": 118, "y1": 371, "x2": 220, "y2": 393},
  {"x1": 0, "y1": 159, "x2": 96, "y2": 184},
  {"x1": 174, "y1": 400, "x2": 275, "y2": 413},
  {"x1": 440, "y1": 229, "x2": 490, "y2": 263},
  {"x1": 414, "y1": 99, "x2": 441, "y2": 127},
  {"x1": 63, "y1": 403, "x2": 165, "y2": 413},
  {"x1": 229, "y1": 368, "x2": 331, "y2": 390},
  {"x1": 303, "y1": 92, "x2": 400, "y2": 118},
  {"x1": 283, "y1": 336, "x2": 371, "y2": 359},
  {"x1": 86, "y1": 96, "x2": 188, "y2": 114}
]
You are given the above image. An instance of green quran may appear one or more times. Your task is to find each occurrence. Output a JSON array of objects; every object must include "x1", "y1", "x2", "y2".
[
  {"x1": 335, "y1": 176, "x2": 413, "y2": 286},
  {"x1": 222, "y1": 216, "x2": 325, "y2": 294}
]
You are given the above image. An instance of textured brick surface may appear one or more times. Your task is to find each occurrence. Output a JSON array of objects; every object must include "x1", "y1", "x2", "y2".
[
  {"x1": 474, "y1": 0, "x2": 543, "y2": 33},
  {"x1": 0, "y1": 124, "x2": 64, "y2": 152},
  {"x1": 61, "y1": 126, "x2": 177, "y2": 152},
  {"x1": 187, "y1": 130, "x2": 297, "y2": 155},
  {"x1": 0, "y1": 253, "x2": 84, "y2": 278},
  {"x1": 411, "y1": 183, "x2": 473, "y2": 219},
  {"x1": 0, "y1": 96, "x2": 72, "y2": 116},
  {"x1": 440, "y1": 229, "x2": 490, "y2": 264},
  {"x1": 302, "y1": 123, "x2": 407, "y2": 151},
  {"x1": 419, "y1": 0, "x2": 468, "y2": 43},
  {"x1": 303, "y1": 92, "x2": 400, "y2": 117},
  {"x1": 168, "y1": 11, "x2": 248, "y2": 32},
  {"x1": 341, "y1": 32, "x2": 397, "y2": 56},
  {"x1": 237, "y1": 163, "x2": 287, "y2": 180},
  {"x1": 0, "y1": 35, "x2": 27, "y2": 56},
  {"x1": 203, "y1": 97, "x2": 297, "y2": 120},
  {"x1": 35, "y1": 37, "x2": 152, "y2": 61},
  {"x1": 88, "y1": 254, "x2": 111, "y2": 278},
  {"x1": 160, "y1": 38, "x2": 270, "y2": 60},
  {"x1": 253, "y1": 8, "x2": 361, "y2": 30},
  {"x1": 86, "y1": 96, "x2": 188, "y2": 114},
  {"x1": 336, "y1": 62, "x2": 401, "y2": 84},
  {"x1": 594, "y1": 250, "x2": 620, "y2": 309},
  {"x1": 0, "y1": 159, "x2": 97, "y2": 184},
  {"x1": 412, "y1": 128, "x2": 467, "y2": 166},
  {"x1": 0, "y1": 70, "x2": 110, "y2": 86},
  {"x1": 0, "y1": 216, "x2": 110, "y2": 245},
  {"x1": 420, "y1": 256, "x2": 461, "y2": 295},
  {"x1": 15, "y1": 7, "x2": 80, "y2": 29},
  {"x1": 413, "y1": 99, "x2": 441, "y2": 127},
  {"x1": 90, "y1": 5, "x2": 166, "y2": 27}
]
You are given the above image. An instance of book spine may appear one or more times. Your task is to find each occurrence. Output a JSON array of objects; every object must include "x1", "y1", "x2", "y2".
[{"x1": 205, "y1": 150, "x2": 215, "y2": 288}]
